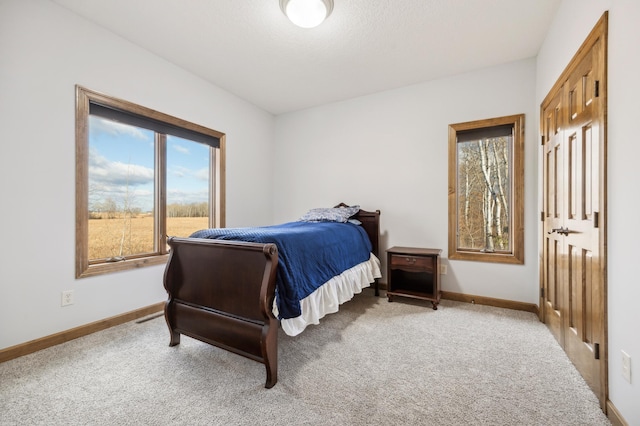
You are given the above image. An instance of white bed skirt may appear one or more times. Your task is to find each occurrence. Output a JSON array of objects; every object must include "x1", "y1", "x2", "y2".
[{"x1": 274, "y1": 253, "x2": 382, "y2": 337}]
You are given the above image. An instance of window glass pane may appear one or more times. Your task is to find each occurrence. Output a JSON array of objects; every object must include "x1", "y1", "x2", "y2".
[
  {"x1": 456, "y1": 133, "x2": 512, "y2": 252},
  {"x1": 166, "y1": 135, "x2": 210, "y2": 238},
  {"x1": 76, "y1": 86, "x2": 225, "y2": 278},
  {"x1": 88, "y1": 116, "x2": 155, "y2": 261}
]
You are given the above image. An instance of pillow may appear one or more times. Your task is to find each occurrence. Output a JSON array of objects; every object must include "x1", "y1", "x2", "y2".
[{"x1": 299, "y1": 205, "x2": 360, "y2": 223}]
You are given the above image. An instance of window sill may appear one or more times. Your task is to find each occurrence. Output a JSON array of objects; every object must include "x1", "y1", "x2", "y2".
[
  {"x1": 77, "y1": 254, "x2": 170, "y2": 279},
  {"x1": 449, "y1": 251, "x2": 524, "y2": 265}
]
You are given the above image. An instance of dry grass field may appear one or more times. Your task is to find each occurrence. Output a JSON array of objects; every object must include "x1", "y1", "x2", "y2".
[{"x1": 88, "y1": 216, "x2": 209, "y2": 260}]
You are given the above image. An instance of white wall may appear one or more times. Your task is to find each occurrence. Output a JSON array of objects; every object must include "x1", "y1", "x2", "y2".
[
  {"x1": 0, "y1": 0, "x2": 275, "y2": 349},
  {"x1": 536, "y1": 0, "x2": 640, "y2": 423},
  {"x1": 273, "y1": 58, "x2": 539, "y2": 304}
]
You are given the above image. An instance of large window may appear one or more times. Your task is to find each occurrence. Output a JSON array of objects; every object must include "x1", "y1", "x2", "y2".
[
  {"x1": 448, "y1": 114, "x2": 524, "y2": 264},
  {"x1": 76, "y1": 86, "x2": 225, "y2": 278}
]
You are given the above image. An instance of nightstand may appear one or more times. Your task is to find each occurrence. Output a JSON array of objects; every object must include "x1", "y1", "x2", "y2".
[{"x1": 386, "y1": 246, "x2": 442, "y2": 310}]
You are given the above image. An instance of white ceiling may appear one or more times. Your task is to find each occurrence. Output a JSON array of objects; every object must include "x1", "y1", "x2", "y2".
[{"x1": 52, "y1": 0, "x2": 561, "y2": 115}]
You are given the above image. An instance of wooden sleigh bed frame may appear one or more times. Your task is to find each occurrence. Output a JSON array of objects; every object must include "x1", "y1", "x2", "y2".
[{"x1": 163, "y1": 203, "x2": 380, "y2": 388}]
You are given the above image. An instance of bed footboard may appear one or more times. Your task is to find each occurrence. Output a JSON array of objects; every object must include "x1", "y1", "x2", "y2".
[{"x1": 163, "y1": 237, "x2": 279, "y2": 388}]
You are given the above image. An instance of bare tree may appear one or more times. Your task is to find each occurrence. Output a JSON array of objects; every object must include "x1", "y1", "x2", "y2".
[{"x1": 457, "y1": 136, "x2": 510, "y2": 252}]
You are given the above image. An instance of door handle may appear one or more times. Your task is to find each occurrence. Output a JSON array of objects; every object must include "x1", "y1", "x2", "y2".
[
  {"x1": 558, "y1": 227, "x2": 573, "y2": 236},
  {"x1": 547, "y1": 227, "x2": 573, "y2": 236}
]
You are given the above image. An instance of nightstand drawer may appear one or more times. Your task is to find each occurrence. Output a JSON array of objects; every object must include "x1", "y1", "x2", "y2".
[{"x1": 390, "y1": 254, "x2": 434, "y2": 271}]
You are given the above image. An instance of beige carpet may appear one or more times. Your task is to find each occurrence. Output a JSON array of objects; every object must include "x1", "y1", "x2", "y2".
[{"x1": 0, "y1": 290, "x2": 610, "y2": 425}]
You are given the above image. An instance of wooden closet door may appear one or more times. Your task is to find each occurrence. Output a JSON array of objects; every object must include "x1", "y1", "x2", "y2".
[
  {"x1": 541, "y1": 89, "x2": 564, "y2": 347},
  {"x1": 561, "y1": 40, "x2": 604, "y2": 404},
  {"x1": 540, "y1": 13, "x2": 607, "y2": 409}
]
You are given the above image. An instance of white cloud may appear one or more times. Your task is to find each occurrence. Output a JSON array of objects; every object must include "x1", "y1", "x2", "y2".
[
  {"x1": 169, "y1": 165, "x2": 209, "y2": 181},
  {"x1": 167, "y1": 188, "x2": 209, "y2": 205},
  {"x1": 172, "y1": 144, "x2": 190, "y2": 154},
  {"x1": 88, "y1": 148, "x2": 155, "y2": 211},
  {"x1": 89, "y1": 148, "x2": 154, "y2": 186},
  {"x1": 193, "y1": 168, "x2": 209, "y2": 181},
  {"x1": 90, "y1": 116, "x2": 151, "y2": 140},
  {"x1": 169, "y1": 165, "x2": 188, "y2": 179}
]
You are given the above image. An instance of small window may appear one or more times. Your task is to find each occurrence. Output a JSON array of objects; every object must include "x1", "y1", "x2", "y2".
[
  {"x1": 448, "y1": 114, "x2": 524, "y2": 264},
  {"x1": 76, "y1": 86, "x2": 225, "y2": 278}
]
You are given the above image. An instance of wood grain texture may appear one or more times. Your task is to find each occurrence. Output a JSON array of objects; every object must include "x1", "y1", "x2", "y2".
[
  {"x1": 0, "y1": 302, "x2": 164, "y2": 363},
  {"x1": 440, "y1": 291, "x2": 538, "y2": 314}
]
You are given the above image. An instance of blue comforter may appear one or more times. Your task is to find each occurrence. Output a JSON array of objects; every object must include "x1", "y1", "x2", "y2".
[{"x1": 190, "y1": 221, "x2": 373, "y2": 319}]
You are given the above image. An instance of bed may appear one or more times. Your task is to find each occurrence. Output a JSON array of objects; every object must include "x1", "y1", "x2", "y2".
[{"x1": 163, "y1": 203, "x2": 381, "y2": 388}]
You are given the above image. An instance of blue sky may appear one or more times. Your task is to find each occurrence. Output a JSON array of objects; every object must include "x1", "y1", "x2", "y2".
[{"x1": 88, "y1": 116, "x2": 209, "y2": 213}]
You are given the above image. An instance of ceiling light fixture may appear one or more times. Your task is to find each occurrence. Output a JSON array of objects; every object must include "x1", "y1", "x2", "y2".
[{"x1": 280, "y1": 0, "x2": 334, "y2": 29}]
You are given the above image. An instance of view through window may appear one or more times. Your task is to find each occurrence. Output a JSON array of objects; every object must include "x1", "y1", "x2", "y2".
[
  {"x1": 76, "y1": 86, "x2": 225, "y2": 277},
  {"x1": 448, "y1": 114, "x2": 524, "y2": 264}
]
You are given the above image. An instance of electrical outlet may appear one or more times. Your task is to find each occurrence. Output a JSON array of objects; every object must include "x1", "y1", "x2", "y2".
[
  {"x1": 622, "y1": 350, "x2": 631, "y2": 383},
  {"x1": 440, "y1": 265, "x2": 448, "y2": 275},
  {"x1": 61, "y1": 290, "x2": 74, "y2": 307}
]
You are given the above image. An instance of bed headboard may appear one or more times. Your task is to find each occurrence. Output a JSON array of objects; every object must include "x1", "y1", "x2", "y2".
[{"x1": 334, "y1": 203, "x2": 380, "y2": 257}]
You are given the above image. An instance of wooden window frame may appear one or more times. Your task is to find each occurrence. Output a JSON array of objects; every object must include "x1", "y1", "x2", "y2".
[
  {"x1": 448, "y1": 114, "x2": 525, "y2": 264},
  {"x1": 75, "y1": 85, "x2": 225, "y2": 278}
]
